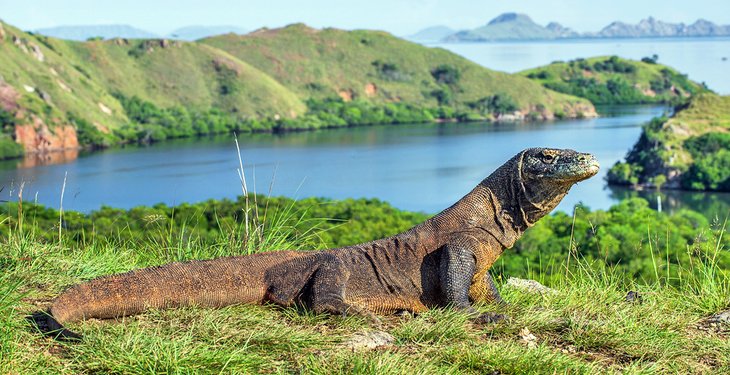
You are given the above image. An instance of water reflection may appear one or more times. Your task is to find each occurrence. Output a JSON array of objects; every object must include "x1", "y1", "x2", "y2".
[
  {"x1": 14, "y1": 149, "x2": 79, "y2": 169},
  {"x1": 608, "y1": 185, "x2": 730, "y2": 220}
]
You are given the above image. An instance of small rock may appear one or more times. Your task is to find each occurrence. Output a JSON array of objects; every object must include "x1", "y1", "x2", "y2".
[
  {"x1": 30, "y1": 44, "x2": 44, "y2": 62},
  {"x1": 708, "y1": 310, "x2": 730, "y2": 325},
  {"x1": 23, "y1": 84, "x2": 35, "y2": 93},
  {"x1": 38, "y1": 90, "x2": 52, "y2": 104},
  {"x1": 98, "y1": 102, "x2": 112, "y2": 115},
  {"x1": 57, "y1": 80, "x2": 72, "y2": 93},
  {"x1": 519, "y1": 327, "x2": 537, "y2": 349},
  {"x1": 625, "y1": 291, "x2": 643, "y2": 304},
  {"x1": 505, "y1": 277, "x2": 557, "y2": 295},
  {"x1": 495, "y1": 112, "x2": 525, "y2": 122},
  {"x1": 343, "y1": 330, "x2": 395, "y2": 351}
]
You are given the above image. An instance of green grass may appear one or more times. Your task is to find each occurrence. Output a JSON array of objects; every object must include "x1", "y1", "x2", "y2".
[{"x1": 1, "y1": 198, "x2": 728, "y2": 374}]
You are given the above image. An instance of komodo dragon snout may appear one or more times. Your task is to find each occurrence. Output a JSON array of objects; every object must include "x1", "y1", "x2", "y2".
[{"x1": 30, "y1": 147, "x2": 599, "y2": 340}]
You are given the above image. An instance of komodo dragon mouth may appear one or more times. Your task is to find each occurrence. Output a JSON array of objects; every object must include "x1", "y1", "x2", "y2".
[{"x1": 30, "y1": 147, "x2": 599, "y2": 341}]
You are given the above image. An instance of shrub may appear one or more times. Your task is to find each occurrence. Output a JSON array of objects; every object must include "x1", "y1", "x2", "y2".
[
  {"x1": 431, "y1": 64, "x2": 461, "y2": 85},
  {"x1": 372, "y1": 60, "x2": 410, "y2": 82}
]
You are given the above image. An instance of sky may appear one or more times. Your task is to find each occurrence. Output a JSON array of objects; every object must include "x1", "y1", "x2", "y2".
[{"x1": 1, "y1": 0, "x2": 729, "y2": 36}]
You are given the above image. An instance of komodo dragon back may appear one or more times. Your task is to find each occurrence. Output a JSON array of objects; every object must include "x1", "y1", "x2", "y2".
[{"x1": 30, "y1": 148, "x2": 599, "y2": 340}]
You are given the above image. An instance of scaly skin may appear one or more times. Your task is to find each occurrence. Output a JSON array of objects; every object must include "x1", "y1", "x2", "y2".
[{"x1": 30, "y1": 148, "x2": 599, "y2": 340}]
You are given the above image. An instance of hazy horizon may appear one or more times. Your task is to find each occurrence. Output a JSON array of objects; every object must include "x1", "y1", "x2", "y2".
[{"x1": 1, "y1": 0, "x2": 729, "y2": 36}]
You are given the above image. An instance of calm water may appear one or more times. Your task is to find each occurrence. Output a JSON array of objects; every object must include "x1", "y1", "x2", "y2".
[
  {"x1": 5, "y1": 105, "x2": 719, "y2": 215},
  {"x1": 434, "y1": 38, "x2": 730, "y2": 94}
]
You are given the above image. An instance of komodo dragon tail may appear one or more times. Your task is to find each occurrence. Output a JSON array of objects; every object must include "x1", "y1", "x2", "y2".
[{"x1": 29, "y1": 251, "x2": 305, "y2": 340}]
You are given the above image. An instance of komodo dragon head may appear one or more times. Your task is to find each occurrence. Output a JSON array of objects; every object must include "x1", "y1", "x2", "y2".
[{"x1": 516, "y1": 147, "x2": 599, "y2": 223}]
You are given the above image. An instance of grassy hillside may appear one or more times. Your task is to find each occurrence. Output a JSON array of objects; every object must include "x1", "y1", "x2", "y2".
[
  {"x1": 521, "y1": 56, "x2": 705, "y2": 105},
  {"x1": 62, "y1": 39, "x2": 306, "y2": 117},
  {"x1": 607, "y1": 93, "x2": 730, "y2": 191},
  {"x1": 1, "y1": 20, "x2": 596, "y2": 159},
  {"x1": 1, "y1": 196, "x2": 728, "y2": 373},
  {"x1": 201, "y1": 24, "x2": 594, "y2": 118}
]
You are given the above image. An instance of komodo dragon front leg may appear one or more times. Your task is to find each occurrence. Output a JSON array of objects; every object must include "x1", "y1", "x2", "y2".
[{"x1": 440, "y1": 236, "x2": 507, "y2": 323}]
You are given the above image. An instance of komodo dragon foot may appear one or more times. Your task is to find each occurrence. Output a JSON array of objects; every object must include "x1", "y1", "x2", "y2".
[{"x1": 473, "y1": 312, "x2": 509, "y2": 324}]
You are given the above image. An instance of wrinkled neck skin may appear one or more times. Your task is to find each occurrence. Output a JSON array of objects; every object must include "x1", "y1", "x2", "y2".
[
  {"x1": 469, "y1": 152, "x2": 570, "y2": 248},
  {"x1": 423, "y1": 151, "x2": 575, "y2": 251}
]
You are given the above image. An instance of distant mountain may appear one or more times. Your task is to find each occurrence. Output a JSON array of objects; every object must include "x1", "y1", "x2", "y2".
[
  {"x1": 407, "y1": 25, "x2": 456, "y2": 42},
  {"x1": 434, "y1": 13, "x2": 730, "y2": 42},
  {"x1": 545, "y1": 22, "x2": 579, "y2": 38},
  {"x1": 595, "y1": 17, "x2": 730, "y2": 38},
  {"x1": 169, "y1": 25, "x2": 248, "y2": 41},
  {"x1": 35, "y1": 24, "x2": 158, "y2": 41},
  {"x1": 443, "y1": 13, "x2": 574, "y2": 42}
]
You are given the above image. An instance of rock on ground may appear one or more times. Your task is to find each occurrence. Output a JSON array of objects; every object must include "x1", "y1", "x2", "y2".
[
  {"x1": 343, "y1": 331, "x2": 395, "y2": 350},
  {"x1": 505, "y1": 277, "x2": 558, "y2": 295},
  {"x1": 709, "y1": 310, "x2": 730, "y2": 325}
]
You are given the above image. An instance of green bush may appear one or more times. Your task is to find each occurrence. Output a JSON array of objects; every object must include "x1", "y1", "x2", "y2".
[
  {"x1": 0, "y1": 136, "x2": 23, "y2": 160},
  {"x1": 467, "y1": 94, "x2": 518, "y2": 115},
  {"x1": 372, "y1": 60, "x2": 410, "y2": 82},
  {"x1": 682, "y1": 149, "x2": 730, "y2": 191},
  {"x1": 69, "y1": 112, "x2": 112, "y2": 149},
  {"x1": 431, "y1": 64, "x2": 461, "y2": 85}
]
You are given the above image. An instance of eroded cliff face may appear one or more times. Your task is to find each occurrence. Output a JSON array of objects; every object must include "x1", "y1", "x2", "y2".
[{"x1": 14, "y1": 117, "x2": 79, "y2": 153}]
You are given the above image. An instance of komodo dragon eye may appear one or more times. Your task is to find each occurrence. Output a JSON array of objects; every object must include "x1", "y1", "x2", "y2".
[{"x1": 541, "y1": 150, "x2": 557, "y2": 164}]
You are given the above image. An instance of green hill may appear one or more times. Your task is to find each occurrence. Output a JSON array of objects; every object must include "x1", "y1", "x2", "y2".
[
  {"x1": 0, "y1": 20, "x2": 595, "y2": 159},
  {"x1": 201, "y1": 24, "x2": 594, "y2": 118},
  {"x1": 520, "y1": 56, "x2": 705, "y2": 105},
  {"x1": 607, "y1": 93, "x2": 730, "y2": 191}
]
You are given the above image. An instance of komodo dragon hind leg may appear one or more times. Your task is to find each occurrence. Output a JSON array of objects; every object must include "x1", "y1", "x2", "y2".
[
  {"x1": 440, "y1": 239, "x2": 507, "y2": 324},
  {"x1": 309, "y1": 255, "x2": 381, "y2": 325}
]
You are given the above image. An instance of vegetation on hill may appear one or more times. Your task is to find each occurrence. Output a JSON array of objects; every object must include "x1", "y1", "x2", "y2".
[
  {"x1": 1, "y1": 195, "x2": 728, "y2": 373},
  {"x1": 0, "y1": 20, "x2": 595, "y2": 160},
  {"x1": 521, "y1": 56, "x2": 705, "y2": 105},
  {"x1": 201, "y1": 24, "x2": 593, "y2": 118},
  {"x1": 607, "y1": 93, "x2": 730, "y2": 191}
]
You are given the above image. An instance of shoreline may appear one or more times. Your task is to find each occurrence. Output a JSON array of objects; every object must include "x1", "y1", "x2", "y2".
[{"x1": 1, "y1": 110, "x2": 599, "y2": 166}]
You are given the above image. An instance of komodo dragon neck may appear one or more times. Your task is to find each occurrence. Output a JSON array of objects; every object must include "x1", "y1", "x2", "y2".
[{"x1": 400, "y1": 153, "x2": 535, "y2": 253}]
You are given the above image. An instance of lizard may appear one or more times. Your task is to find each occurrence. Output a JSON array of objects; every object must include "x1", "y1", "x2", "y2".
[{"x1": 30, "y1": 147, "x2": 599, "y2": 340}]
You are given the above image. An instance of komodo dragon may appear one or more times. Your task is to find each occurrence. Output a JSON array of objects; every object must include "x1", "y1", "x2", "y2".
[{"x1": 31, "y1": 148, "x2": 599, "y2": 340}]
